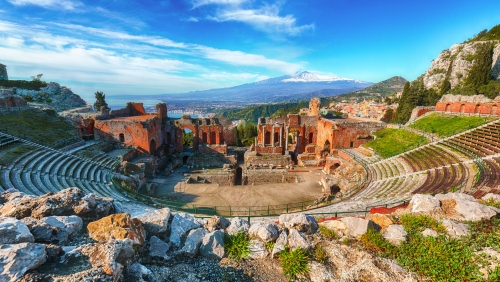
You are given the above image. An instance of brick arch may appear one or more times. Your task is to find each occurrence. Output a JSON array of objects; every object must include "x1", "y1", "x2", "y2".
[
  {"x1": 492, "y1": 105, "x2": 498, "y2": 115},
  {"x1": 475, "y1": 104, "x2": 481, "y2": 114},
  {"x1": 445, "y1": 103, "x2": 451, "y2": 112}
]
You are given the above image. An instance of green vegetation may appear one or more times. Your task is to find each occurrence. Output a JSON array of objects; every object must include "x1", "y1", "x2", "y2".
[
  {"x1": 235, "y1": 121, "x2": 257, "y2": 146},
  {"x1": 363, "y1": 128, "x2": 428, "y2": 158},
  {"x1": 393, "y1": 78, "x2": 439, "y2": 123},
  {"x1": 313, "y1": 244, "x2": 328, "y2": 264},
  {"x1": 466, "y1": 24, "x2": 500, "y2": 42},
  {"x1": 0, "y1": 144, "x2": 36, "y2": 166},
  {"x1": 0, "y1": 109, "x2": 78, "y2": 147},
  {"x1": 279, "y1": 247, "x2": 310, "y2": 281},
  {"x1": 223, "y1": 231, "x2": 251, "y2": 261},
  {"x1": 410, "y1": 113, "x2": 494, "y2": 137},
  {"x1": 325, "y1": 76, "x2": 407, "y2": 104},
  {"x1": 360, "y1": 214, "x2": 500, "y2": 281},
  {"x1": 93, "y1": 91, "x2": 109, "y2": 111},
  {"x1": 182, "y1": 130, "x2": 194, "y2": 147},
  {"x1": 0, "y1": 79, "x2": 47, "y2": 91},
  {"x1": 318, "y1": 225, "x2": 338, "y2": 240}
]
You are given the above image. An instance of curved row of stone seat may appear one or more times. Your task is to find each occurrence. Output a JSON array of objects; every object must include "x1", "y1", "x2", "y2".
[{"x1": 2, "y1": 137, "x2": 127, "y2": 201}]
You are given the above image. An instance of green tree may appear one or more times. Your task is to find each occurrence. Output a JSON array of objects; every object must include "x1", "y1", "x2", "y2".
[
  {"x1": 464, "y1": 42, "x2": 493, "y2": 93},
  {"x1": 381, "y1": 108, "x2": 394, "y2": 123},
  {"x1": 94, "y1": 91, "x2": 109, "y2": 111},
  {"x1": 182, "y1": 130, "x2": 193, "y2": 147}
]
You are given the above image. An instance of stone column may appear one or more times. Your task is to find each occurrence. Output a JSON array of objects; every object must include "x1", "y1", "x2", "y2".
[
  {"x1": 279, "y1": 126, "x2": 283, "y2": 147},
  {"x1": 272, "y1": 125, "x2": 275, "y2": 147},
  {"x1": 285, "y1": 127, "x2": 289, "y2": 149}
]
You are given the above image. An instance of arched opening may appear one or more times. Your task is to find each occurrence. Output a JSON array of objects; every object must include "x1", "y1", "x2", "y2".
[
  {"x1": 350, "y1": 141, "x2": 354, "y2": 148},
  {"x1": 166, "y1": 132, "x2": 171, "y2": 145},
  {"x1": 202, "y1": 132, "x2": 207, "y2": 144},
  {"x1": 330, "y1": 184, "x2": 341, "y2": 195},
  {"x1": 309, "y1": 132, "x2": 314, "y2": 144},
  {"x1": 475, "y1": 104, "x2": 480, "y2": 114},
  {"x1": 492, "y1": 105, "x2": 498, "y2": 115},
  {"x1": 150, "y1": 139, "x2": 157, "y2": 156},
  {"x1": 460, "y1": 104, "x2": 466, "y2": 113},
  {"x1": 445, "y1": 104, "x2": 451, "y2": 112},
  {"x1": 264, "y1": 131, "x2": 271, "y2": 145},
  {"x1": 274, "y1": 132, "x2": 279, "y2": 146},
  {"x1": 119, "y1": 133, "x2": 125, "y2": 142},
  {"x1": 183, "y1": 155, "x2": 189, "y2": 164},
  {"x1": 331, "y1": 163, "x2": 340, "y2": 171},
  {"x1": 235, "y1": 167, "x2": 243, "y2": 185}
]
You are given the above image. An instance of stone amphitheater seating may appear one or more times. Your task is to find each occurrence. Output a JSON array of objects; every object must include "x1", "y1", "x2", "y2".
[
  {"x1": 0, "y1": 132, "x2": 128, "y2": 201},
  {"x1": 347, "y1": 118, "x2": 500, "y2": 203}
]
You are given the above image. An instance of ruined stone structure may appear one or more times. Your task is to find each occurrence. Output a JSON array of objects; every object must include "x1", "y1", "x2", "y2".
[
  {"x1": 247, "y1": 100, "x2": 386, "y2": 167},
  {"x1": 435, "y1": 94, "x2": 500, "y2": 116},
  {"x1": 175, "y1": 116, "x2": 228, "y2": 154},
  {"x1": 81, "y1": 102, "x2": 233, "y2": 157},
  {"x1": 91, "y1": 102, "x2": 174, "y2": 156},
  {"x1": 0, "y1": 63, "x2": 8, "y2": 80}
]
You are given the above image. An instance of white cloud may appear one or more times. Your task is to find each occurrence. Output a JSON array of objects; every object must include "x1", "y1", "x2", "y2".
[
  {"x1": 7, "y1": 0, "x2": 83, "y2": 11},
  {"x1": 186, "y1": 17, "x2": 199, "y2": 22},
  {"x1": 0, "y1": 19, "x2": 302, "y2": 97},
  {"x1": 194, "y1": 46, "x2": 301, "y2": 74},
  {"x1": 211, "y1": 5, "x2": 314, "y2": 36},
  {"x1": 191, "y1": 0, "x2": 248, "y2": 8}
]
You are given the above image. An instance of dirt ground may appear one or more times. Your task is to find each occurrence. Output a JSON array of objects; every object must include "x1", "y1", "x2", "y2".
[{"x1": 154, "y1": 166, "x2": 327, "y2": 207}]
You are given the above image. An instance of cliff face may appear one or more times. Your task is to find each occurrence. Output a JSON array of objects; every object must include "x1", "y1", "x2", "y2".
[{"x1": 423, "y1": 41, "x2": 500, "y2": 90}]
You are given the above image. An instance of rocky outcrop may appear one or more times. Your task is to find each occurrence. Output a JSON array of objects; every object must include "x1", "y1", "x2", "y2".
[
  {"x1": 0, "y1": 188, "x2": 114, "y2": 220},
  {"x1": 423, "y1": 41, "x2": 500, "y2": 90},
  {"x1": 0, "y1": 243, "x2": 46, "y2": 281},
  {"x1": 204, "y1": 215, "x2": 230, "y2": 232},
  {"x1": 169, "y1": 212, "x2": 202, "y2": 247},
  {"x1": 382, "y1": 224, "x2": 407, "y2": 245},
  {"x1": 87, "y1": 213, "x2": 145, "y2": 245},
  {"x1": 22, "y1": 215, "x2": 83, "y2": 244},
  {"x1": 148, "y1": 236, "x2": 170, "y2": 259},
  {"x1": 134, "y1": 208, "x2": 171, "y2": 238},
  {"x1": 278, "y1": 213, "x2": 318, "y2": 234},
  {"x1": 408, "y1": 194, "x2": 442, "y2": 214},
  {"x1": 0, "y1": 217, "x2": 34, "y2": 244},
  {"x1": 180, "y1": 228, "x2": 207, "y2": 257},
  {"x1": 248, "y1": 222, "x2": 279, "y2": 242},
  {"x1": 200, "y1": 230, "x2": 225, "y2": 260},
  {"x1": 226, "y1": 217, "x2": 250, "y2": 235},
  {"x1": 15, "y1": 82, "x2": 87, "y2": 110}
]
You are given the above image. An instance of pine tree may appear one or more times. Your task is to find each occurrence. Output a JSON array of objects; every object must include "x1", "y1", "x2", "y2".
[
  {"x1": 94, "y1": 91, "x2": 109, "y2": 111},
  {"x1": 464, "y1": 42, "x2": 493, "y2": 93}
]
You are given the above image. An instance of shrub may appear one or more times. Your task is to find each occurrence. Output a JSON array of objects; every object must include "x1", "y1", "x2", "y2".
[
  {"x1": 313, "y1": 244, "x2": 328, "y2": 264},
  {"x1": 399, "y1": 214, "x2": 446, "y2": 234},
  {"x1": 318, "y1": 226, "x2": 338, "y2": 240},
  {"x1": 265, "y1": 241, "x2": 275, "y2": 252},
  {"x1": 279, "y1": 247, "x2": 310, "y2": 281},
  {"x1": 223, "y1": 231, "x2": 250, "y2": 261},
  {"x1": 360, "y1": 228, "x2": 394, "y2": 255}
]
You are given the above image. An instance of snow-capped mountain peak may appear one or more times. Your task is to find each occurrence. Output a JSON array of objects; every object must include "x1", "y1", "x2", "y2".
[{"x1": 281, "y1": 71, "x2": 352, "y2": 83}]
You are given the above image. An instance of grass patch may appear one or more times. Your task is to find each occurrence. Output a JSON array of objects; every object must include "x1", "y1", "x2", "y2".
[
  {"x1": 318, "y1": 226, "x2": 338, "y2": 240},
  {"x1": 358, "y1": 215, "x2": 500, "y2": 281},
  {"x1": 0, "y1": 144, "x2": 36, "y2": 166},
  {"x1": 223, "y1": 231, "x2": 251, "y2": 261},
  {"x1": 279, "y1": 247, "x2": 310, "y2": 281},
  {"x1": 410, "y1": 113, "x2": 495, "y2": 138},
  {"x1": 363, "y1": 128, "x2": 428, "y2": 158},
  {"x1": 0, "y1": 109, "x2": 78, "y2": 147}
]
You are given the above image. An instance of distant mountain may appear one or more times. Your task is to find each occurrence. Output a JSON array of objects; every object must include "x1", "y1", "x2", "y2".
[
  {"x1": 162, "y1": 71, "x2": 372, "y2": 104},
  {"x1": 216, "y1": 76, "x2": 405, "y2": 123}
]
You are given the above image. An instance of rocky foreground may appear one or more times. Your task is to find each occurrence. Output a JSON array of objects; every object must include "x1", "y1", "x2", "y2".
[{"x1": 0, "y1": 188, "x2": 499, "y2": 281}]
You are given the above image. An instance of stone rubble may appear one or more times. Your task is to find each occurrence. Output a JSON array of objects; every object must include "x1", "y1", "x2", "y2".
[{"x1": 0, "y1": 189, "x2": 497, "y2": 281}]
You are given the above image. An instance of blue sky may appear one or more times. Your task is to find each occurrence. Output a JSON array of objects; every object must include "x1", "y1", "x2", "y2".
[{"x1": 1, "y1": 0, "x2": 499, "y2": 102}]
